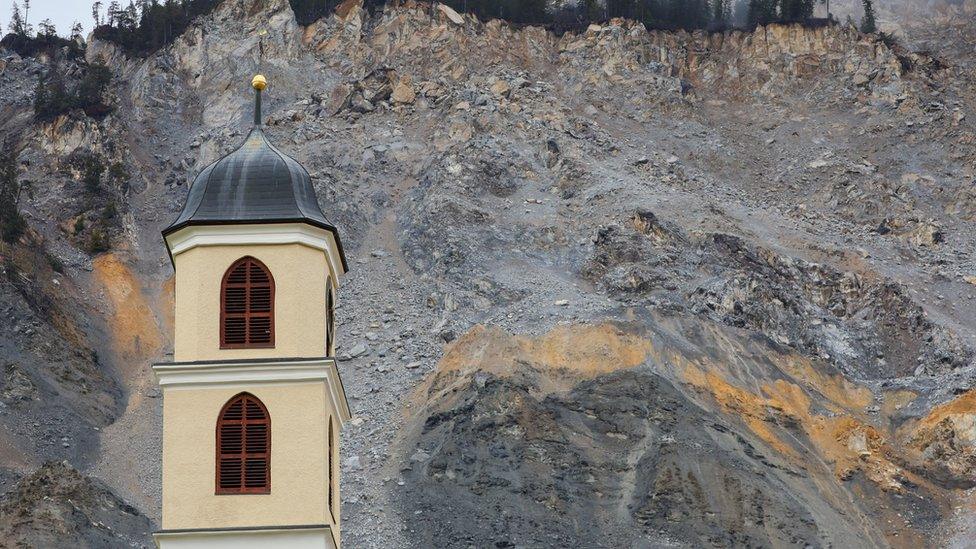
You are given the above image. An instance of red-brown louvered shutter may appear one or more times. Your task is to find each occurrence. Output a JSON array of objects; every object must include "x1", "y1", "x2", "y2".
[
  {"x1": 216, "y1": 393, "x2": 270, "y2": 494},
  {"x1": 221, "y1": 257, "x2": 274, "y2": 348}
]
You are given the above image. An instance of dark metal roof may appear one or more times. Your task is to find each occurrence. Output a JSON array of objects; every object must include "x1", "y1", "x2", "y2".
[{"x1": 163, "y1": 127, "x2": 347, "y2": 271}]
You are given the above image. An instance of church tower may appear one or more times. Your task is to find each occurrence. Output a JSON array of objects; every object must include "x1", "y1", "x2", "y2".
[{"x1": 153, "y1": 75, "x2": 350, "y2": 549}]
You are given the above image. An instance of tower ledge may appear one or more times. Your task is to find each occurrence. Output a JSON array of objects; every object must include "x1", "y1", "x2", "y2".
[
  {"x1": 152, "y1": 356, "x2": 351, "y2": 427},
  {"x1": 153, "y1": 523, "x2": 337, "y2": 549},
  {"x1": 164, "y1": 222, "x2": 346, "y2": 287}
]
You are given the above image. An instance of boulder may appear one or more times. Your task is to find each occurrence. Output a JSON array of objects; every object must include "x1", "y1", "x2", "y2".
[
  {"x1": 490, "y1": 79, "x2": 511, "y2": 98},
  {"x1": 327, "y1": 82, "x2": 353, "y2": 114},
  {"x1": 334, "y1": 0, "x2": 362, "y2": 21},
  {"x1": 392, "y1": 77, "x2": 416, "y2": 105},
  {"x1": 350, "y1": 94, "x2": 375, "y2": 113},
  {"x1": 437, "y1": 3, "x2": 465, "y2": 25}
]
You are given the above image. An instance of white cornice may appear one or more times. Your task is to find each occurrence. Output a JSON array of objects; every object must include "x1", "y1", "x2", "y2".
[
  {"x1": 152, "y1": 358, "x2": 351, "y2": 426},
  {"x1": 164, "y1": 223, "x2": 345, "y2": 282},
  {"x1": 154, "y1": 525, "x2": 336, "y2": 549}
]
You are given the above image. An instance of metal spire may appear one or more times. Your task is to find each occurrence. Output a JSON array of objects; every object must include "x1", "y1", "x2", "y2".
[{"x1": 252, "y1": 74, "x2": 267, "y2": 126}]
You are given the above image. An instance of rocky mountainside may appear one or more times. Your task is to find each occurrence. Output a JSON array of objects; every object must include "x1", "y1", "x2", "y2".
[
  {"x1": 0, "y1": 0, "x2": 975, "y2": 547},
  {"x1": 0, "y1": 462, "x2": 151, "y2": 548}
]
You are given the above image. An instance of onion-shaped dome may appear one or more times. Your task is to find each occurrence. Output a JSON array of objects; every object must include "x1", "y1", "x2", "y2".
[{"x1": 163, "y1": 75, "x2": 346, "y2": 271}]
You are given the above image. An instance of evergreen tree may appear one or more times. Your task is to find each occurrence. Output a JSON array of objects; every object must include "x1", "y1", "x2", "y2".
[
  {"x1": 124, "y1": 1, "x2": 138, "y2": 29},
  {"x1": 92, "y1": 1, "x2": 102, "y2": 26},
  {"x1": 1, "y1": 2, "x2": 82, "y2": 58},
  {"x1": 8, "y1": 2, "x2": 25, "y2": 35},
  {"x1": 107, "y1": 0, "x2": 120, "y2": 25},
  {"x1": 70, "y1": 21, "x2": 84, "y2": 41},
  {"x1": 580, "y1": 0, "x2": 601, "y2": 22},
  {"x1": 860, "y1": 0, "x2": 876, "y2": 33},
  {"x1": 747, "y1": 0, "x2": 759, "y2": 27},
  {"x1": 779, "y1": 0, "x2": 814, "y2": 21},
  {"x1": 113, "y1": 0, "x2": 136, "y2": 29},
  {"x1": 747, "y1": 0, "x2": 778, "y2": 27},
  {"x1": 37, "y1": 18, "x2": 55, "y2": 37},
  {"x1": 91, "y1": 0, "x2": 220, "y2": 55},
  {"x1": 513, "y1": 0, "x2": 549, "y2": 23},
  {"x1": 607, "y1": 0, "x2": 637, "y2": 19},
  {"x1": 291, "y1": 0, "x2": 333, "y2": 26},
  {"x1": 685, "y1": 0, "x2": 711, "y2": 28},
  {"x1": 88, "y1": 0, "x2": 840, "y2": 56},
  {"x1": 74, "y1": 62, "x2": 112, "y2": 115},
  {"x1": 21, "y1": 0, "x2": 30, "y2": 35},
  {"x1": 34, "y1": 62, "x2": 113, "y2": 120},
  {"x1": 0, "y1": 152, "x2": 26, "y2": 244},
  {"x1": 712, "y1": 0, "x2": 729, "y2": 26},
  {"x1": 34, "y1": 67, "x2": 71, "y2": 121}
]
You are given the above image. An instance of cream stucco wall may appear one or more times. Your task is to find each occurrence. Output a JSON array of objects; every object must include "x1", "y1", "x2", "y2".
[
  {"x1": 161, "y1": 382, "x2": 340, "y2": 532},
  {"x1": 173, "y1": 243, "x2": 332, "y2": 362}
]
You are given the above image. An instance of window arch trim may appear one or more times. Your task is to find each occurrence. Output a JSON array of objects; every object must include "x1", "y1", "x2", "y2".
[
  {"x1": 325, "y1": 278, "x2": 335, "y2": 357},
  {"x1": 215, "y1": 392, "x2": 271, "y2": 495},
  {"x1": 220, "y1": 256, "x2": 275, "y2": 349}
]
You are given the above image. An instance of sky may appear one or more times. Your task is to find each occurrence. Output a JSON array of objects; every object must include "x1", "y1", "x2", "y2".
[{"x1": 4, "y1": 0, "x2": 95, "y2": 37}]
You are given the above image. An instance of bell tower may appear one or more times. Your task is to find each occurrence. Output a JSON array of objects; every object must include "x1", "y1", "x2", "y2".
[{"x1": 153, "y1": 75, "x2": 350, "y2": 549}]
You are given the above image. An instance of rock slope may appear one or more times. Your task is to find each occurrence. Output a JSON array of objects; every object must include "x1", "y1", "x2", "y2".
[
  {"x1": 0, "y1": 462, "x2": 152, "y2": 548},
  {"x1": 0, "y1": 0, "x2": 975, "y2": 547}
]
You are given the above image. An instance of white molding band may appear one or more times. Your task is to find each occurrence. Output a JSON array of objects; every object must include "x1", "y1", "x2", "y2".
[
  {"x1": 164, "y1": 223, "x2": 346, "y2": 282},
  {"x1": 152, "y1": 358, "x2": 352, "y2": 425},
  {"x1": 154, "y1": 525, "x2": 336, "y2": 549}
]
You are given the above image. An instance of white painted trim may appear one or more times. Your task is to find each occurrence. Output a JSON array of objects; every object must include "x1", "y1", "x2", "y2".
[
  {"x1": 153, "y1": 359, "x2": 351, "y2": 425},
  {"x1": 154, "y1": 526, "x2": 336, "y2": 549},
  {"x1": 164, "y1": 223, "x2": 345, "y2": 282}
]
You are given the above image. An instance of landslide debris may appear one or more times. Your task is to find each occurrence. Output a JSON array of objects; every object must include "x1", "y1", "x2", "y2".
[
  {"x1": 0, "y1": 462, "x2": 152, "y2": 549},
  {"x1": 583, "y1": 210, "x2": 972, "y2": 380},
  {"x1": 1, "y1": 0, "x2": 975, "y2": 547},
  {"x1": 395, "y1": 320, "x2": 957, "y2": 548}
]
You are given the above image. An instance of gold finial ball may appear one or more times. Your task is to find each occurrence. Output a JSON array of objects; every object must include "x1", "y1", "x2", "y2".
[{"x1": 252, "y1": 74, "x2": 267, "y2": 91}]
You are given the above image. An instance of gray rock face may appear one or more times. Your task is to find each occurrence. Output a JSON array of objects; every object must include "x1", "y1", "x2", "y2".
[
  {"x1": 401, "y1": 370, "x2": 830, "y2": 548},
  {"x1": 0, "y1": 245, "x2": 123, "y2": 488},
  {"x1": 1, "y1": 0, "x2": 976, "y2": 548},
  {"x1": 0, "y1": 462, "x2": 153, "y2": 548}
]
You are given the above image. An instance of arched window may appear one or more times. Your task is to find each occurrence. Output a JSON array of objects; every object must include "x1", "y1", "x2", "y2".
[
  {"x1": 325, "y1": 278, "x2": 335, "y2": 356},
  {"x1": 221, "y1": 257, "x2": 274, "y2": 348},
  {"x1": 216, "y1": 393, "x2": 270, "y2": 494}
]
